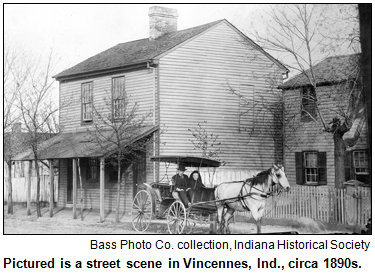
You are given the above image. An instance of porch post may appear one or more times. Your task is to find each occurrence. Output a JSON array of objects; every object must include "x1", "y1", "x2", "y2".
[
  {"x1": 27, "y1": 160, "x2": 32, "y2": 216},
  {"x1": 49, "y1": 159, "x2": 54, "y2": 218},
  {"x1": 72, "y1": 158, "x2": 77, "y2": 219},
  {"x1": 100, "y1": 157, "x2": 105, "y2": 222}
]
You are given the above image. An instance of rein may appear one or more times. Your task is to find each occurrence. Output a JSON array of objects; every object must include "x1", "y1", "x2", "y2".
[{"x1": 236, "y1": 172, "x2": 285, "y2": 211}]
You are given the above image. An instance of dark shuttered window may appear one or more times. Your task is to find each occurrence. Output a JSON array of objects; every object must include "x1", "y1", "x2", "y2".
[{"x1": 295, "y1": 151, "x2": 327, "y2": 185}]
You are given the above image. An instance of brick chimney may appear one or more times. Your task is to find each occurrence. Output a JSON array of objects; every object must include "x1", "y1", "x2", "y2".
[{"x1": 148, "y1": 6, "x2": 178, "y2": 40}]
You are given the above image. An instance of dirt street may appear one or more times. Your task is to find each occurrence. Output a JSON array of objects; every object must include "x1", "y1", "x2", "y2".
[{"x1": 3, "y1": 205, "x2": 352, "y2": 234}]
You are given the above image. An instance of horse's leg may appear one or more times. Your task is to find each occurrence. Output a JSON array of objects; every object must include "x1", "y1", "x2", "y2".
[
  {"x1": 216, "y1": 204, "x2": 225, "y2": 234},
  {"x1": 249, "y1": 202, "x2": 262, "y2": 234},
  {"x1": 223, "y1": 208, "x2": 235, "y2": 234},
  {"x1": 256, "y1": 204, "x2": 265, "y2": 234}
]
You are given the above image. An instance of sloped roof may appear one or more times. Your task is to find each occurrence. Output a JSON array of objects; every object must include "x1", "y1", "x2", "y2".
[
  {"x1": 54, "y1": 20, "x2": 223, "y2": 80},
  {"x1": 280, "y1": 53, "x2": 360, "y2": 89},
  {"x1": 54, "y1": 19, "x2": 287, "y2": 80},
  {"x1": 4, "y1": 131, "x2": 56, "y2": 159},
  {"x1": 12, "y1": 125, "x2": 158, "y2": 161}
]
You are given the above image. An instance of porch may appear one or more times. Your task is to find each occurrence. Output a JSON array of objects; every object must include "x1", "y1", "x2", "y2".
[{"x1": 10, "y1": 126, "x2": 158, "y2": 221}]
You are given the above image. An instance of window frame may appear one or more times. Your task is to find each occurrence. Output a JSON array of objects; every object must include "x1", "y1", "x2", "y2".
[
  {"x1": 353, "y1": 150, "x2": 369, "y2": 175},
  {"x1": 86, "y1": 158, "x2": 99, "y2": 182},
  {"x1": 301, "y1": 86, "x2": 317, "y2": 122},
  {"x1": 295, "y1": 151, "x2": 327, "y2": 185},
  {"x1": 112, "y1": 76, "x2": 126, "y2": 120},
  {"x1": 304, "y1": 151, "x2": 318, "y2": 184},
  {"x1": 81, "y1": 82, "x2": 94, "y2": 123}
]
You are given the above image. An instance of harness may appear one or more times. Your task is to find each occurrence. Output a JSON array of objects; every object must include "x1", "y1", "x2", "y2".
[
  {"x1": 238, "y1": 181, "x2": 272, "y2": 211},
  {"x1": 230, "y1": 170, "x2": 285, "y2": 211}
]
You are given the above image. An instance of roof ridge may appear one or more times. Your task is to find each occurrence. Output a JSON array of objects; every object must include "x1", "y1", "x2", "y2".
[
  {"x1": 54, "y1": 19, "x2": 225, "y2": 80},
  {"x1": 111, "y1": 19, "x2": 225, "y2": 48},
  {"x1": 324, "y1": 53, "x2": 360, "y2": 59},
  {"x1": 280, "y1": 52, "x2": 360, "y2": 89}
]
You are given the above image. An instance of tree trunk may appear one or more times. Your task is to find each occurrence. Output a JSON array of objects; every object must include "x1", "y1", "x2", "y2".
[
  {"x1": 333, "y1": 132, "x2": 346, "y2": 188},
  {"x1": 7, "y1": 161, "x2": 13, "y2": 214},
  {"x1": 27, "y1": 160, "x2": 32, "y2": 216},
  {"x1": 35, "y1": 159, "x2": 42, "y2": 217},
  {"x1": 116, "y1": 158, "x2": 121, "y2": 223}
]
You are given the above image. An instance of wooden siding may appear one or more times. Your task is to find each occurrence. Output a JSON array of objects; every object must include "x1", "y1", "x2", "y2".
[
  {"x1": 58, "y1": 159, "x2": 68, "y2": 207},
  {"x1": 57, "y1": 158, "x2": 136, "y2": 214},
  {"x1": 59, "y1": 70, "x2": 154, "y2": 133},
  {"x1": 153, "y1": 167, "x2": 262, "y2": 188},
  {"x1": 4, "y1": 175, "x2": 58, "y2": 203},
  {"x1": 158, "y1": 21, "x2": 285, "y2": 176},
  {"x1": 284, "y1": 85, "x2": 369, "y2": 186}
]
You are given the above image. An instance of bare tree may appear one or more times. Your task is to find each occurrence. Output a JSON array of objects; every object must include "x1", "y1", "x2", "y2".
[
  {"x1": 88, "y1": 92, "x2": 152, "y2": 223},
  {"x1": 4, "y1": 45, "x2": 33, "y2": 214},
  {"x1": 246, "y1": 4, "x2": 362, "y2": 187},
  {"x1": 188, "y1": 121, "x2": 226, "y2": 166},
  {"x1": 16, "y1": 51, "x2": 59, "y2": 217}
]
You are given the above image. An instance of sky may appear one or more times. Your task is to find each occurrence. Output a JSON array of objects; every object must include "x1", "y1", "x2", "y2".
[
  {"x1": 4, "y1": 3, "x2": 358, "y2": 99},
  {"x1": 4, "y1": 4, "x2": 270, "y2": 75}
]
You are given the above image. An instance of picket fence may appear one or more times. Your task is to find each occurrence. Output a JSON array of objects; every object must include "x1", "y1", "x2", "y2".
[
  {"x1": 4, "y1": 174, "x2": 371, "y2": 228},
  {"x1": 237, "y1": 185, "x2": 371, "y2": 227},
  {"x1": 4, "y1": 175, "x2": 59, "y2": 203}
]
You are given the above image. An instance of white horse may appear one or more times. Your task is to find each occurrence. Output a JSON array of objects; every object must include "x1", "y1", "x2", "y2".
[{"x1": 215, "y1": 164, "x2": 290, "y2": 234}]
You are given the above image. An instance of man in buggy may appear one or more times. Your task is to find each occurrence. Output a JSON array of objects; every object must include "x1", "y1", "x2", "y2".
[{"x1": 170, "y1": 164, "x2": 193, "y2": 208}]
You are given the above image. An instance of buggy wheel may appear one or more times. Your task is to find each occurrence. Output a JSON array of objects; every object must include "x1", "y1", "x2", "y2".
[
  {"x1": 132, "y1": 190, "x2": 153, "y2": 232},
  {"x1": 167, "y1": 201, "x2": 186, "y2": 234}
]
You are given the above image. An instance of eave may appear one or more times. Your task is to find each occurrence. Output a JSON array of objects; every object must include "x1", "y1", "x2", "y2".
[{"x1": 54, "y1": 61, "x2": 151, "y2": 83}]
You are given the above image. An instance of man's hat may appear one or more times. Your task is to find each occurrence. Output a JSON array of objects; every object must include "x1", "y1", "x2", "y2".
[{"x1": 177, "y1": 164, "x2": 187, "y2": 171}]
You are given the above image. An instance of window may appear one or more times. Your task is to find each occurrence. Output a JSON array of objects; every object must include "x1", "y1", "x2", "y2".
[
  {"x1": 346, "y1": 150, "x2": 369, "y2": 185},
  {"x1": 112, "y1": 76, "x2": 125, "y2": 119},
  {"x1": 353, "y1": 151, "x2": 369, "y2": 174},
  {"x1": 304, "y1": 152, "x2": 318, "y2": 183},
  {"x1": 295, "y1": 151, "x2": 326, "y2": 185},
  {"x1": 82, "y1": 82, "x2": 93, "y2": 122},
  {"x1": 301, "y1": 86, "x2": 317, "y2": 122},
  {"x1": 86, "y1": 158, "x2": 98, "y2": 181}
]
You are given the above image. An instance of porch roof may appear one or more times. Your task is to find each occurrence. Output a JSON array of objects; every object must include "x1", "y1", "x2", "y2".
[{"x1": 12, "y1": 125, "x2": 158, "y2": 161}]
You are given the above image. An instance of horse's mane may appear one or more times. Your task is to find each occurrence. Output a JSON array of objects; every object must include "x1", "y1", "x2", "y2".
[{"x1": 246, "y1": 168, "x2": 272, "y2": 186}]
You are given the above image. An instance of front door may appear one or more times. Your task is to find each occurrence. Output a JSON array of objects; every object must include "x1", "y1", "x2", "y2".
[{"x1": 133, "y1": 151, "x2": 146, "y2": 198}]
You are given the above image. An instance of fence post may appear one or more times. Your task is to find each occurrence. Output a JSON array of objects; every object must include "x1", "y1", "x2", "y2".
[
  {"x1": 328, "y1": 188, "x2": 332, "y2": 223},
  {"x1": 27, "y1": 160, "x2": 32, "y2": 215}
]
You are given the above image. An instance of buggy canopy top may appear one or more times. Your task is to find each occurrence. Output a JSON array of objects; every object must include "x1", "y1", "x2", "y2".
[{"x1": 150, "y1": 155, "x2": 220, "y2": 168}]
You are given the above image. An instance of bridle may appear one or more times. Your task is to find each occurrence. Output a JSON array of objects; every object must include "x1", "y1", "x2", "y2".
[{"x1": 236, "y1": 168, "x2": 287, "y2": 210}]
